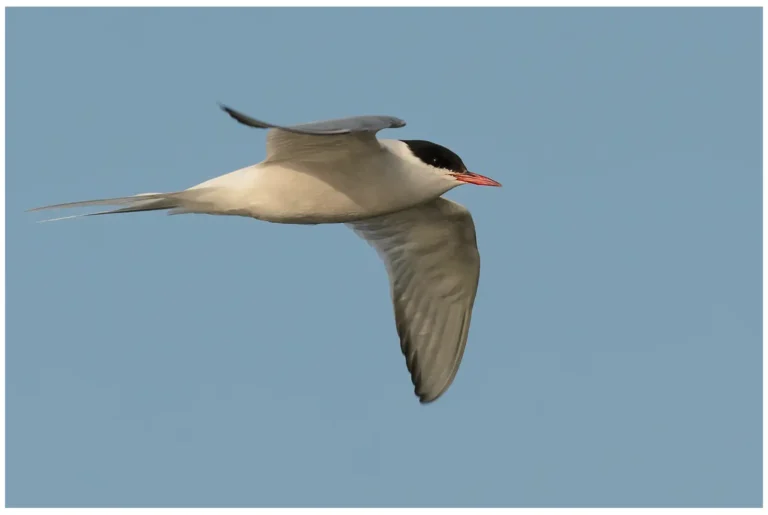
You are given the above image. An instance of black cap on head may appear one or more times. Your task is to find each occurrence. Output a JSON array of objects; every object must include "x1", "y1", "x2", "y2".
[{"x1": 400, "y1": 140, "x2": 467, "y2": 174}]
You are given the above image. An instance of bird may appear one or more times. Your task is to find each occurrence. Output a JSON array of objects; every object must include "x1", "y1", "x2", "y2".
[{"x1": 30, "y1": 104, "x2": 502, "y2": 404}]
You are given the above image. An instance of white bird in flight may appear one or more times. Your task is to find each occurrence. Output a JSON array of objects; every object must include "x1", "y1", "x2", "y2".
[{"x1": 31, "y1": 104, "x2": 502, "y2": 404}]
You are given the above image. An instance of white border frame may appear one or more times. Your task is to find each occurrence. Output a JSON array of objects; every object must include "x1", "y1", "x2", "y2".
[{"x1": 1, "y1": 2, "x2": 763, "y2": 512}]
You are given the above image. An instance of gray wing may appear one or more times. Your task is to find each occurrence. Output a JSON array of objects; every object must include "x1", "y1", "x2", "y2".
[
  {"x1": 219, "y1": 104, "x2": 406, "y2": 162},
  {"x1": 220, "y1": 104, "x2": 405, "y2": 135},
  {"x1": 349, "y1": 198, "x2": 481, "y2": 404}
]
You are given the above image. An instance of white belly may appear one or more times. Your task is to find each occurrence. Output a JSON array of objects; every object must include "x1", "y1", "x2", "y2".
[{"x1": 185, "y1": 151, "x2": 456, "y2": 224}]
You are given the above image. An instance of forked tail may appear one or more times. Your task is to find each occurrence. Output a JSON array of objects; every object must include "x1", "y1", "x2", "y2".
[{"x1": 29, "y1": 192, "x2": 188, "y2": 222}]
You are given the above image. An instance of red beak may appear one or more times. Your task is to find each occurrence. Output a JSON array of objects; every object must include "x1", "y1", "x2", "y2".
[{"x1": 453, "y1": 171, "x2": 502, "y2": 187}]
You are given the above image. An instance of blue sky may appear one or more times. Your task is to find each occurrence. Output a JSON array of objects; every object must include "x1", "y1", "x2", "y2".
[{"x1": 6, "y1": 7, "x2": 761, "y2": 508}]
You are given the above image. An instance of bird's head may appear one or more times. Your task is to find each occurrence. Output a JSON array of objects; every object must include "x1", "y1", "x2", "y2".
[{"x1": 400, "y1": 139, "x2": 502, "y2": 188}]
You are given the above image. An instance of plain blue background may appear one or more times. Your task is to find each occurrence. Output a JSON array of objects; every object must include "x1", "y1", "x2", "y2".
[{"x1": 6, "y1": 7, "x2": 762, "y2": 507}]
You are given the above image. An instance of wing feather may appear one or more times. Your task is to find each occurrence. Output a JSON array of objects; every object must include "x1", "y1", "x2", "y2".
[
  {"x1": 349, "y1": 198, "x2": 481, "y2": 403},
  {"x1": 221, "y1": 105, "x2": 405, "y2": 164},
  {"x1": 219, "y1": 104, "x2": 406, "y2": 163},
  {"x1": 219, "y1": 104, "x2": 405, "y2": 135}
]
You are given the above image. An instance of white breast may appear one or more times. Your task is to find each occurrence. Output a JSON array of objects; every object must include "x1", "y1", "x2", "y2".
[{"x1": 185, "y1": 140, "x2": 458, "y2": 224}]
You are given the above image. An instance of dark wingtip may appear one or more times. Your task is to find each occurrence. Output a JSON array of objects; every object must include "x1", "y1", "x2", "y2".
[
  {"x1": 416, "y1": 382, "x2": 442, "y2": 405},
  {"x1": 218, "y1": 103, "x2": 261, "y2": 130},
  {"x1": 418, "y1": 391, "x2": 443, "y2": 404},
  {"x1": 218, "y1": 102, "x2": 235, "y2": 116}
]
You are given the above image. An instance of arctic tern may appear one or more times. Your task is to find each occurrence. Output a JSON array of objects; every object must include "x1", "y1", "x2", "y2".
[{"x1": 31, "y1": 104, "x2": 502, "y2": 403}]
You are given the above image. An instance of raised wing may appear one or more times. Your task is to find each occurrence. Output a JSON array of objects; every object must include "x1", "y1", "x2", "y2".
[
  {"x1": 349, "y1": 198, "x2": 481, "y2": 403},
  {"x1": 219, "y1": 104, "x2": 406, "y2": 162},
  {"x1": 220, "y1": 104, "x2": 405, "y2": 135}
]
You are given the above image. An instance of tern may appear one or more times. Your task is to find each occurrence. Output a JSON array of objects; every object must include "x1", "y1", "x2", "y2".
[{"x1": 31, "y1": 104, "x2": 502, "y2": 404}]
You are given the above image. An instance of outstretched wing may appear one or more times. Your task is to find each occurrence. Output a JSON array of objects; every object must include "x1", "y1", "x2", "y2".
[
  {"x1": 220, "y1": 104, "x2": 405, "y2": 135},
  {"x1": 348, "y1": 198, "x2": 481, "y2": 404},
  {"x1": 219, "y1": 104, "x2": 406, "y2": 162}
]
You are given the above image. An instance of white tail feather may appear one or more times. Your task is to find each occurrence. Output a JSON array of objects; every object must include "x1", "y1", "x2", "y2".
[
  {"x1": 29, "y1": 192, "x2": 173, "y2": 212},
  {"x1": 30, "y1": 192, "x2": 184, "y2": 222}
]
